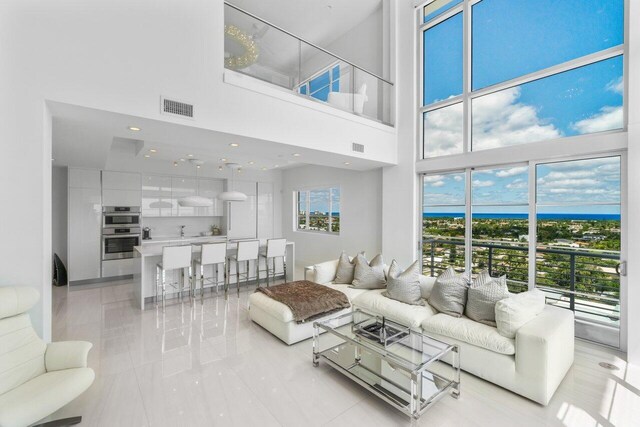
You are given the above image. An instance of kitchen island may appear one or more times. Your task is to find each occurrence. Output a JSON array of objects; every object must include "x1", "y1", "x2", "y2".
[{"x1": 133, "y1": 237, "x2": 295, "y2": 309}]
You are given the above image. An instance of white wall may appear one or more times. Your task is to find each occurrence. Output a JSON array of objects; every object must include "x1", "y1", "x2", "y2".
[
  {"x1": 381, "y1": 0, "x2": 417, "y2": 268},
  {"x1": 142, "y1": 216, "x2": 222, "y2": 239},
  {"x1": 281, "y1": 165, "x2": 382, "y2": 266},
  {"x1": 52, "y1": 166, "x2": 68, "y2": 266},
  {"x1": 626, "y1": 0, "x2": 640, "y2": 366}
]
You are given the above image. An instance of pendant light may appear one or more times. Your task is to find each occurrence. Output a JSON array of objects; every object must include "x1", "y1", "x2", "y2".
[
  {"x1": 177, "y1": 159, "x2": 214, "y2": 207},
  {"x1": 218, "y1": 163, "x2": 247, "y2": 202}
]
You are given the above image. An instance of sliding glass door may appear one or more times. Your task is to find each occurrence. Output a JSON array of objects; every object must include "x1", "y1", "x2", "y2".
[{"x1": 421, "y1": 155, "x2": 624, "y2": 347}]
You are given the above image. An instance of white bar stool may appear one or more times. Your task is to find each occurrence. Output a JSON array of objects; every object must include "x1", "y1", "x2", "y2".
[
  {"x1": 192, "y1": 242, "x2": 227, "y2": 298},
  {"x1": 229, "y1": 240, "x2": 260, "y2": 295},
  {"x1": 156, "y1": 245, "x2": 192, "y2": 308},
  {"x1": 260, "y1": 238, "x2": 287, "y2": 287}
]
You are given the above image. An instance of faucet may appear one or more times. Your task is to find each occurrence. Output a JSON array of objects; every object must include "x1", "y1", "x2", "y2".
[{"x1": 180, "y1": 225, "x2": 185, "y2": 238}]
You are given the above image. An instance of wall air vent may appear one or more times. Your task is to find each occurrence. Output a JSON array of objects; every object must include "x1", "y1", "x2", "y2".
[
  {"x1": 161, "y1": 97, "x2": 194, "y2": 119},
  {"x1": 352, "y1": 142, "x2": 365, "y2": 153}
]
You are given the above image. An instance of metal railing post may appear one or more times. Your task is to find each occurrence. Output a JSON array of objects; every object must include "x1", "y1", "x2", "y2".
[
  {"x1": 569, "y1": 253, "x2": 576, "y2": 312},
  {"x1": 488, "y1": 246, "x2": 493, "y2": 276},
  {"x1": 430, "y1": 241, "x2": 435, "y2": 277}
]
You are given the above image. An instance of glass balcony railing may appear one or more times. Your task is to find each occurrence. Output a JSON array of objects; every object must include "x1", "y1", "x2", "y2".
[
  {"x1": 224, "y1": 2, "x2": 394, "y2": 125},
  {"x1": 422, "y1": 237, "x2": 621, "y2": 328}
]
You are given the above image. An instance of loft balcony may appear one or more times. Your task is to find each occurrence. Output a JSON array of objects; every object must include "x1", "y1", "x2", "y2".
[{"x1": 224, "y1": 2, "x2": 394, "y2": 126}]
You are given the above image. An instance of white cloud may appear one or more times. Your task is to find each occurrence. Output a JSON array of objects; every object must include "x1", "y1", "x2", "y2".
[
  {"x1": 424, "y1": 175, "x2": 445, "y2": 183},
  {"x1": 472, "y1": 87, "x2": 562, "y2": 150},
  {"x1": 606, "y1": 76, "x2": 624, "y2": 95},
  {"x1": 423, "y1": 103, "x2": 463, "y2": 157},
  {"x1": 506, "y1": 179, "x2": 527, "y2": 189},
  {"x1": 453, "y1": 175, "x2": 463, "y2": 182},
  {"x1": 472, "y1": 179, "x2": 494, "y2": 188},
  {"x1": 571, "y1": 106, "x2": 623, "y2": 134},
  {"x1": 496, "y1": 166, "x2": 527, "y2": 178},
  {"x1": 431, "y1": 180, "x2": 445, "y2": 187}
]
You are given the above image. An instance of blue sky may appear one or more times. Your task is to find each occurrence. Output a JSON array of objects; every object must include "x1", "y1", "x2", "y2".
[
  {"x1": 423, "y1": 0, "x2": 624, "y2": 156},
  {"x1": 423, "y1": 157, "x2": 621, "y2": 215}
]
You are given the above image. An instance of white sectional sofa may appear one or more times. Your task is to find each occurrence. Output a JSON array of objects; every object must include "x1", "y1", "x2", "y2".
[{"x1": 248, "y1": 258, "x2": 574, "y2": 406}]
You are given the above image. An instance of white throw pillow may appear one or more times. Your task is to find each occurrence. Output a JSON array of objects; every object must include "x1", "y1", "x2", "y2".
[
  {"x1": 494, "y1": 289, "x2": 546, "y2": 338},
  {"x1": 313, "y1": 259, "x2": 340, "y2": 284}
]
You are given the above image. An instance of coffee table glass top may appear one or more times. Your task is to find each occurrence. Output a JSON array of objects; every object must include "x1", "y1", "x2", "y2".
[{"x1": 314, "y1": 310, "x2": 453, "y2": 372}]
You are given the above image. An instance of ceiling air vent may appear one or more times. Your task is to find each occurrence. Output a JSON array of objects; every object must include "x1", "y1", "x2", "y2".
[
  {"x1": 352, "y1": 142, "x2": 365, "y2": 153},
  {"x1": 161, "y1": 97, "x2": 194, "y2": 119}
]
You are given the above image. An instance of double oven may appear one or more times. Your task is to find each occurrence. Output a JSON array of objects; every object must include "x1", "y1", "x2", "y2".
[{"x1": 102, "y1": 206, "x2": 141, "y2": 260}]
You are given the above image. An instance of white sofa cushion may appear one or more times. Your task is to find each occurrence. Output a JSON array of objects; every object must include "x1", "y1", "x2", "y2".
[
  {"x1": 419, "y1": 275, "x2": 436, "y2": 299},
  {"x1": 353, "y1": 289, "x2": 436, "y2": 328},
  {"x1": 313, "y1": 259, "x2": 340, "y2": 284},
  {"x1": 495, "y1": 289, "x2": 546, "y2": 338},
  {"x1": 421, "y1": 313, "x2": 515, "y2": 355},
  {"x1": 322, "y1": 283, "x2": 369, "y2": 303}
]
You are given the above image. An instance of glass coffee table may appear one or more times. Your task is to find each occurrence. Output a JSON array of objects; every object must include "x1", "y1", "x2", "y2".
[{"x1": 313, "y1": 310, "x2": 460, "y2": 419}]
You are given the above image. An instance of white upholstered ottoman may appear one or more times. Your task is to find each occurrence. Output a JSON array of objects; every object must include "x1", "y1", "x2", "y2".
[{"x1": 248, "y1": 282, "x2": 367, "y2": 345}]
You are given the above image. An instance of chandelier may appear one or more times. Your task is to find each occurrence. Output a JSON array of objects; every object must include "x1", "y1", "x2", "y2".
[{"x1": 225, "y1": 25, "x2": 259, "y2": 70}]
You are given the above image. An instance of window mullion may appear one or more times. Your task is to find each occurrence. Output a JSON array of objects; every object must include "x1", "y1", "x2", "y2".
[
  {"x1": 462, "y1": 0, "x2": 471, "y2": 155},
  {"x1": 329, "y1": 189, "x2": 333, "y2": 233},
  {"x1": 465, "y1": 168, "x2": 473, "y2": 273},
  {"x1": 306, "y1": 191, "x2": 310, "y2": 230},
  {"x1": 528, "y1": 161, "x2": 537, "y2": 290}
]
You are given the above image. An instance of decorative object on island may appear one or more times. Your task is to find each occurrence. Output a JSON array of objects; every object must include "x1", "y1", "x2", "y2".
[
  {"x1": 218, "y1": 163, "x2": 247, "y2": 202},
  {"x1": 211, "y1": 225, "x2": 221, "y2": 235},
  {"x1": 178, "y1": 159, "x2": 214, "y2": 207}
]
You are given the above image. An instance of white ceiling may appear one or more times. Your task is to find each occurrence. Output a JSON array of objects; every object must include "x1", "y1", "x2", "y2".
[
  {"x1": 229, "y1": 0, "x2": 382, "y2": 48},
  {"x1": 50, "y1": 102, "x2": 388, "y2": 173}
]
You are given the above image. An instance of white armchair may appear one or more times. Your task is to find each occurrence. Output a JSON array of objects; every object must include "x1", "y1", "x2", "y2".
[
  {"x1": 0, "y1": 287, "x2": 95, "y2": 427},
  {"x1": 327, "y1": 83, "x2": 368, "y2": 114}
]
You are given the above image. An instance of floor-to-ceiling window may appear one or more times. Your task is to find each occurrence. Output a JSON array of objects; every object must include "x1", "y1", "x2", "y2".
[{"x1": 418, "y1": 0, "x2": 626, "y2": 347}]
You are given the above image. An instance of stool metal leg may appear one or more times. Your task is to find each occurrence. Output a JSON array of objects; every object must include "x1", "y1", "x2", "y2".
[
  {"x1": 215, "y1": 264, "x2": 219, "y2": 293},
  {"x1": 255, "y1": 259, "x2": 260, "y2": 289},
  {"x1": 283, "y1": 256, "x2": 287, "y2": 283},
  {"x1": 266, "y1": 257, "x2": 270, "y2": 288},
  {"x1": 162, "y1": 269, "x2": 166, "y2": 310},
  {"x1": 236, "y1": 260, "x2": 240, "y2": 296},
  {"x1": 155, "y1": 265, "x2": 159, "y2": 306},
  {"x1": 201, "y1": 263, "x2": 205, "y2": 299}
]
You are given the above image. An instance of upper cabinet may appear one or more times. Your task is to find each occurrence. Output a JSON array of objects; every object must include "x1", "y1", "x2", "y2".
[
  {"x1": 257, "y1": 182, "x2": 274, "y2": 239},
  {"x1": 142, "y1": 175, "x2": 173, "y2": 217},
  {"x1": 102, "y1": 171, "x2": 141, "y2": 206},
  {"x1": 227, "y1": 181, "x2": 258, "y2": 240},
  {"x1": 141, "y1": 174, "x2": 224, "y2": 217}
]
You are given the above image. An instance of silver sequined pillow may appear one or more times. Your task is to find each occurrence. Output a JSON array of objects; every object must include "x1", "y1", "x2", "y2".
[
  {"x1": 351, "y1": 254, "x2": 386, "y2": 289},
  {"x1": 427, "y1": 267, "x2": 469, "y2": 317},
  {"x1": 334, "y1": 251, "x2": 364, "y2": 284},
  {"x1": 382, "y1": 260, "x2": 423, "y2": 305},
  {"x1": 465, "y1": 270, "x2": 510, "y2": 326}
]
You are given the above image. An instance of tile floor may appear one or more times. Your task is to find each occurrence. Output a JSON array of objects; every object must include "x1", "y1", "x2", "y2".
[{"x1": 44, "y1": 278, "x2": 640, "y2": 426}]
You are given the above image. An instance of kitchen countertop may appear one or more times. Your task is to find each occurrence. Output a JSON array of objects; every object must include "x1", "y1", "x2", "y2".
[{"x1": 140, "y1": 235, "x2": 227, "y2": 245}]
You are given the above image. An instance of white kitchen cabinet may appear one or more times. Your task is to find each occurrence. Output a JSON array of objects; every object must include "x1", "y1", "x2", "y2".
[
  {"x1": 142, "y1": 175, "x2": 173, "y2": 217},
  {"x1": 257, "y1": 182, "x2": 274, "y2": 239},
  {"x1": 227, "y1": 181, "x2": 257, "y2": 239},
  {"x1": 102, "y1": 259, "x2": 136, "y2": 277},
  {"x1": 68, "y1": 178, "x2": 102, "y2": 282},
  {"x1": 102, "y1": 171, "x2": 141, "y2": 206},
  {"x1": 68, "y1": 168, "x2": 101, "y2": 189},
  {"x1": 172, "y1": 177, "x2": 198, "y2": 216},
  {"x1": 197, "y1": 178, "x2": 224, "y2": 217},
  {"x1": 102, "y1": 171, "x2": 141, "y2": 190}
]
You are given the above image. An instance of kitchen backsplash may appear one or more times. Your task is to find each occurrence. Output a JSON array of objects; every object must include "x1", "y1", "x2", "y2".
[{"x1": 142, "y1": 216, "x2": 223, "y2": 238}]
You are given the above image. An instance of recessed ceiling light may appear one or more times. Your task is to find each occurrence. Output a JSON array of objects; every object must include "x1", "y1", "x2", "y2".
[
  {"x1": 218, "y1": 166, "x2": 223, "y2": 171},
  {"x1": 274, "y1": 164, "x2": 279, "y2": 168},
  {"x1": 229, "y1": 143, "x2": 239, "y2": 147},
  {"x1": 149, "y1": 149, "x2": 157, "y2": 153},
  {"x1": 292, "y1": 153, "x2": 301, "y2": 157},
  {"x1": 144, "y1": 154, "x2": 151, "y2": 158},
  {"x1": 180, "y1": 158, "x2": 185, "y2": 162},
  {"x1": 261, "y1": 167, "x2": 267, "y2": 171},
  {"x1": 173, "y1": 161, "x2": 178, "y2": 167},
  {"x1": 187, "y1": 154, "x2": 193, "y2": 157},
  {"x1": 128, "y1": 126, "x2": 141, "y2": 131},
  {"x1": 51, "y1": 158, "x2": 55, "y2": 161},
  {"x1": 220, "y1": 158, "x2": 227, "y2": 162},
  {"x1": 196, "y1": 165, "x2": 201, "y2": 169},
  {"x1": 248, "y1": 161, "x2": 255, "y2": 165},
  {"x1": 344, "y1": 162, "x2": 351, "y2": 165}
]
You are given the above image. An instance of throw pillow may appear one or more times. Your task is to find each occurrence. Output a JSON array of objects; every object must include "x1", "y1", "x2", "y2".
[
  {"x1": 382, "y1": 260, "x2": 423, "y2": 305},
  {"x1": 465, "y1": 270, "x2": 510, "y2": 326},
  {"x1": 351, "y1": 254, "x2": 386, "y2": 289},
  {"x1": 495, "y1": 289, "x2": 546, "y2": 338},
  {"x1": 427, "y1": 266, "x2": 469, "y2": 317},
  {"x1": 334, "y1": 251, "x2": 363, "y2": 284}
]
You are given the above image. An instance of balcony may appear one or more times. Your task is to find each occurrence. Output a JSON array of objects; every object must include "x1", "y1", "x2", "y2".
[
  {"x1": 422, "y1": 238, "x2": 621, "y2": 328},
  {"x1": 224, "y1": 2, "x2": 394, "y2": 125}
]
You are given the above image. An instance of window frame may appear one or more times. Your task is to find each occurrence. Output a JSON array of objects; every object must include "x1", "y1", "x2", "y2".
[
  {"x1": 417, "y1": 0, "x2": 629, "y2": 160},
  {"x1": 296, "y1": 61, "x2": 342, "y2": 101},
  {"x1": 294, "y1": 187, "x2": 341, "y2": 235}
]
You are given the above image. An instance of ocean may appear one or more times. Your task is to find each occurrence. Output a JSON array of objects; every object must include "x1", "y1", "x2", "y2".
[{"x1": 423, "y1": 213, "x2": 621, "y2": 221}]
